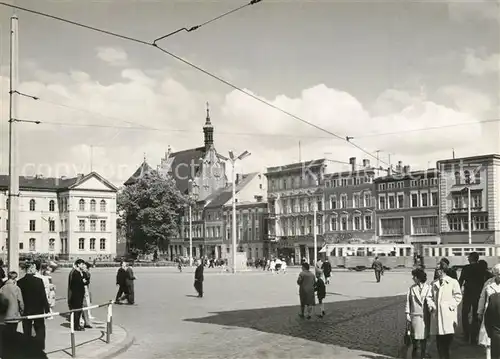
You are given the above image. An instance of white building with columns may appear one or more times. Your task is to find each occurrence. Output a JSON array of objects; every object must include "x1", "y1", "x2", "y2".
[{"x1": 0, "y1": 172, "x2": 118, "y2": 261}]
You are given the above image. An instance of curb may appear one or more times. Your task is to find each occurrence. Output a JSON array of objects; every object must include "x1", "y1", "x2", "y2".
[{"x1": 100, "y1": 325, "x2": 135, "y2": 359}]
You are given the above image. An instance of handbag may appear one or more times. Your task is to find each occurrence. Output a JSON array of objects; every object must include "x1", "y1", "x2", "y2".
[{"x1": 404, "y1": 320, "x2": 413, "y2": 346}]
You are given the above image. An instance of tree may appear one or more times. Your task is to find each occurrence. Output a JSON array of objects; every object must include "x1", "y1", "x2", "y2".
[{"x1": 117, "y1": 171, "x2": 187, "y2": 254}]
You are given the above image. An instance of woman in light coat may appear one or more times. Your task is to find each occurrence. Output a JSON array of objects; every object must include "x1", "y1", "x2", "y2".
[
  {"x1": 0, "y1": 271, "x2": 24, "y2": 333},
  {"x1": 478, "y1": 263, "x2": 500, "y2": 359},
  {"x1": 405, "y1": 267, "x2": 431, "y2": 359},
  {"x1": 426, "y1": 264, "x2": 462, "y2": 359}
]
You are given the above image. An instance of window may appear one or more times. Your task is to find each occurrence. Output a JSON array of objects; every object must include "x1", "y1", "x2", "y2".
[
  {"x1": 49, "y1": 220, "x2": 55, "y2": 232},
  {"x1": 29, "y1": 220, "x2": 36, "y2": 231},
  {"x1": 340, "y1": 195, "x2": 347, "y2": 209},
  {"x1": 330, "y1": 196, "x2": 337, "y2": 209},
  {"x1": 475, "y1": 171, "x2": 481, "y2": 184},
  {"x1": 90, "y1": 219, "x2": 96, "y2": 231},
  {"x1": 29, "y1": 199, "x2": 36, "y2": 211},
  {"x1": 29, "y1": 238, "x2": 36, "y2": 251},
  {"x1": 79, "y1": 219, "x2": 85, "y2": 231},
  {"x1": 90, "y1": 199, "x2": 96, "y2": 212},
  {"x1": 412, "y1": 216, "x2": 438, "y2": 235},
  {"x1": 454, "y1": 172, "x2": 461, "y2": 185},
  {"x1": 330, "y1": 217, "x2": 337, "y2": 231},
  {"x1": 411, "y1": 193, "x2": 418, "y2": 208},
  {"x1": 49, "y1": 200, "x2": 55, "y2": 212},
  {"x1": 380, "y1": 218, "x2": 404, "y2": 236},
  {"x1": 473, "y1": 215, "x2": 488, "y2": 230},
  {"x1": 388, "y1": 194, "x2": 396, "y2": 209},
  {"x1": 378, "y1": 184, "x2": 386, "y2": 191},
  {"x1": 379, "y1": 195, "x2": 386, "y2": 210},
  {"x1": 364, "y1": 193, "x2": 371, "y2": 207},
  {"x1": 410, "y1": 180, "x2": 417, "y2": 187},
  {"x1": 49, "y1": 238, "x2": 55, "y2": 251},
  {"x1": 90, "y1": 238, "x2": 96, "y2": 250},
  {"x1": 421, "y1": 192, "x2": 428, "y2": 207},
  {"x1": 100, "y1": 238, "x2": 106, "y2": 250},
  {"x1": 100, "y1": 220, "x2": 107, "y2": 232},
  {"x1": 353, "y1": 194, "x2": 360, "y2": 208},
  {"x1": 19, "y1": 243, "x2": 23, "y2": 250},
  {"x1": 354, "y1": 216, "x2": 361, "y2": 230},
  {"x1": 472, "y1": 194, "x2": 482, "y2": 209},
  {"x1": 452, "y1": 196, "x2": 461, "y2": 209},
  {"x1": 365, "y1": 215, "x2": 372, "y2": 230},
  {"x1": 341, "y1": 217, "x2": 347, "y2": 231},
  {"x1": 448, "y1": 217, "x2": 462, "y2": 231},
  {"x1": 431, "y1": 192, "x2": 438, "y2": 206},
  {"x1": 78, "y1": 238, "x2": 85, "y2": 250},
  {"x1": 397, "y1": 194, "x2": 404, "y2": 208},
  {"x1": 79, "y1": 199, "x2": 85, "y2": 211},
  {"x1": 464, "y1": 170, "x2": 471, "y2": 184}
]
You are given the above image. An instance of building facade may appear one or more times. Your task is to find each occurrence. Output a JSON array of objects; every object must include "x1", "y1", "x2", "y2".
[
  {"x1": 374, "y1": 164, "x2": 440, "y2": 253},
  {"x1": 323, "y1": 157, "x2": 376, "y2": 245},
  {"x1": 0, "y1": 172, "x2": 118, "y2": 261},
  {"x1": 437, "y1": 154, "x2": 500, "y2": 245},
  {"x1": 265, "y1": 159, "x2": 327, "y2": 264}
]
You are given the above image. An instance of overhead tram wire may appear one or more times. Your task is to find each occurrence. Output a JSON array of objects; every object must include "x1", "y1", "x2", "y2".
[{"x1": 0, "y1": 2, "x2": 391, "y2": 168}]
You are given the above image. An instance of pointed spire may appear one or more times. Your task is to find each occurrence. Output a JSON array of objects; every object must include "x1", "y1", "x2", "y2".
[
  {"x1": 203, "y1": 101, "x2": 214, "y2": 149},
  {"x1": 143, "y1": 152, "x2": 147, "y2": 163},
  {"x1": 205, "y1": 101, "x2": 211, "y2": 126}
]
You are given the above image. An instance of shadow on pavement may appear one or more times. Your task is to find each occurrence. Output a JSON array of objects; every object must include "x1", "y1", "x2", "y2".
[{"x1": 185, "y1": 295, "x2": 486, "y2": 358}]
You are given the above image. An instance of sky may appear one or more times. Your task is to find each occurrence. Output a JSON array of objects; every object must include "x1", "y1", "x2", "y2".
[{"x1": 0, "y1": 0, "x2": 498, "y2": 186}]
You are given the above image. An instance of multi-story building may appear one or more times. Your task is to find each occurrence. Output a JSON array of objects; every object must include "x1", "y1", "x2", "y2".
[
  {"x1": 374, "y1": 163, "x2": 440, "y2": 253},
  {"x1": 0, "y1": 172, "x2": 118, "y2": 261},
  {"x1": 323, "y1": 157, "x2": 376, "y2": 244},
  {"x1": 437, "y1": 154, "x2": 500, "y2": 245},
  {"x1": 265, "y1": 159, "x2": 327, "y2": 264}
]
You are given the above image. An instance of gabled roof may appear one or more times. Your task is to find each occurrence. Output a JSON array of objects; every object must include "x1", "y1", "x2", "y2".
[
  {"x1": 69, "y1": 172, "x2": 118, "y2": 191},
  {"x1": 204, "y1": 172, "x2": 259, "y2": 208},
  {"x1": 167, "y1": 147, "x2": 206, "y2": 194},
  {"x1": 124, "y1": 161, "x2": 153, "y2": 186}
]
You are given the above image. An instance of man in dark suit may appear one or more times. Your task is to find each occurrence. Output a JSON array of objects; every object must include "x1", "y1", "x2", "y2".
[
  {"x1": 372, "y1": 256, "x2": 384, "y2": 283},
  {"x1": 125, "y1": 262, "x2": 136, "y2": 305},
  {"x1": 115, "y1": 261, "x2": 128, "y2": 304},
  {"x1": 459, "y1": 252, "x2": 483, "y2": 344},
  {"x1": 68, "y1": 259, "x2": 86, "y2": 331},
  {"x1": 16, "y1": 262, "x2": 50, "y2": 350},
  {"x1": 194, "y1": 260, "x2": 204, "y2": 297}
]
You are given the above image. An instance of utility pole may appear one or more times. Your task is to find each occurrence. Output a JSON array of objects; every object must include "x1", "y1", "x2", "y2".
[
  {"x1": 313, "y1": 202, "x2": 317, "y2": 265},
  {"x1": 467, "y1": 187, "x2": 472, "y2": 245},
  {"x1": 90, "y1": 145, "x2": 94, "y2": 172},
  {"x1": 8, "y1": 15, "x2": 19, "y2": 273},
  {"x1": 375, "y1": 150, "x2": 380, "y2": 177},
  {"x1": 299, "y1": 141, "x2": 302, "y2": 163}
]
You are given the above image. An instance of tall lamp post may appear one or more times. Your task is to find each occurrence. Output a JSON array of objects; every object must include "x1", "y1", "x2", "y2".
[
  {"x1": 313, "y1": 202, "x2": 318, "y2": 265},
  {"x1": 467, "y1": 187, "x2": 472, "y2": 245},
  {"x1": 219, "y1": 150, "x2": 251, "y2": 273},
  {"x1": 187, "y1": 187, "x2": 198, "y2": 267}
]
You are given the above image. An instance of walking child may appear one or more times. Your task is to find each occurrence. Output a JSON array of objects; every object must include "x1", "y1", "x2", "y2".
[{"x1": 315, "y1": 268, "x2": 326, "y2": 318}]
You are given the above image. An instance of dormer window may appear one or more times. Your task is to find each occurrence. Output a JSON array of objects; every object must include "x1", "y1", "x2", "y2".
[{"x1": 464, "y1": 170, "x2": 471, "y2": 184}]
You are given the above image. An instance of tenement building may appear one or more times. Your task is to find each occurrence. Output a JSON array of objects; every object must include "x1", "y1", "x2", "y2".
[
  {"x1": 374, "y1": 163, "x2": 439, "y2": 254},
  {"x1": 322, "y1": 157, "x2": 376, "y2": 247},
  {"x1": 437, "y1": 154, "x2": 500, "y2": 247},
  {"x1": 265, "y1": 159, "x2": 327, "y2": 264},
  {"x1": 0, "y1": 172, "x2": 118, "y2": 261}
]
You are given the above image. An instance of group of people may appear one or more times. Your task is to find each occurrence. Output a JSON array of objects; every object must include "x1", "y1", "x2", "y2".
[
  {"x1": 67, "y1": 259, "x2": 94, "y2": 331},
  {"x1": 296, "y1": 260, "x2": 331, "y2": 319},
  {"x1": 115, "y1": 261, "x2": 137, "y2": 305},
  {"x1": 404, "y1": 252, "x2": 500, "y2": 359}
]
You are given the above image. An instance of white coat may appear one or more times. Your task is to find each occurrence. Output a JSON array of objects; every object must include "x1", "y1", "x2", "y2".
[
  {"x1": 426, "y1": 276, "x2": 462, "y2": 336},
  {"x1": 405, "y1": 283, "x2": 432, "y2": 340}
]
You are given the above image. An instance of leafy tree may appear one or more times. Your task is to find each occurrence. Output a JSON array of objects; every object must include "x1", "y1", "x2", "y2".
[{"x1": 117, "y1": 171, "x2": 187, "y2": 253}]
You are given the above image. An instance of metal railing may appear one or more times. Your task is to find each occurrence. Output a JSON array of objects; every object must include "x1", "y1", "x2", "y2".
[{"x1": 5, "y1": 300, "x2": 114, "y2": 357}]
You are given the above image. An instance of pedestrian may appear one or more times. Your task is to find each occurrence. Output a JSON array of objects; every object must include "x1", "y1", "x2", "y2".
[
  {"x1": 0, "y1": 259, "x2": 7, "y2": 289},
  {"x1": 0, "y1": 271, "x2": 24, "y2": 334},
  {"x1": 426, "y1": 261, "x2": 462, "y2": 359},
  {"x1": 297, "y1": 262, "x2": 315, "y2": 319},
  {"x1": 81, "y1": 262, "x2": 93, "y2": 328},
  {"x1": 33, "y1": 260, "x2": 50, "y2": 305},
  {"x1": 478, "y1": 264, "x2": 500, "y2": 359},
  {"x1": 41, "y1": 265, "x2": 56, "y2": 320},
  {"x1": 314, "y1": 268, "x2": 326, "y2": 318},
  {"x1": 321, "y1": 259, "x2": 332, "y2": 285},
  {"x1": 115, "y1": 261, "x2": 129, "y2": 304},
  {"x1": 67, "y1": 259, "x2": 86, "y2": 331},
  {"x1": 434, "y1": 258, "x2": 457, "y2": 280},
  {"x1": 372, "y1": 256, "x2": 384, "y2": 283},
  {"x1": 404, "y1": 267, "x2": 431, "y2": 359},
  {"x1": 459, "y1": 251, "x2": 483, "y2": 344},
  {"x1": 16, "y1": 262, "x2": 50, "y2": 350},
  {"x1": 125, "y1": 262, "x2": 137, "y2": 305},
  {"x1": 194, "y1": 260, "x2": 204, "y2": 298}
]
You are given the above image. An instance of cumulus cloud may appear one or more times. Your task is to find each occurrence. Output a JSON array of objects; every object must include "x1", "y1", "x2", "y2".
[
  {"x1": 0, "y1": 56, "x2": 493, "y2": 186},
  {"x1": 96, "y1": 47, "x2": 129, "y2": 66},
  {"x1": 463, "y1": 49, "x2": 500, "y2": 76},
  {"x1": 447, "y1": 0, "x2": 500, "y2": 22}
]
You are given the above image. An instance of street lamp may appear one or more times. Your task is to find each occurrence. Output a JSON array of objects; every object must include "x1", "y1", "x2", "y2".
[
  {"x1": 467, "y1": 187, "x2": 472, "y2": 245},
  {"x1": 219, "y1": 150, "x2": 251, "y2": 273},
  {"x1": 187, "y1": 186, "x2": 198, "y2": 267}
]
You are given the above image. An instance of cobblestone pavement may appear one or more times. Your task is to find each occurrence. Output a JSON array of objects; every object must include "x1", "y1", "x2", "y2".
[{"x1": 51, "y1": 267, "x2": 485, "y2": 359}]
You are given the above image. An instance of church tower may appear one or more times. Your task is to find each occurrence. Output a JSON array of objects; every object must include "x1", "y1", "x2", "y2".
[{"x1": 203, "y1": 102, "x2": 214, "y2": 150}]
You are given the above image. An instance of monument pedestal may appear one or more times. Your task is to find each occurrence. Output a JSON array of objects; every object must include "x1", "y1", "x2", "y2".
[{"x1": 228, "y1": 252, "x2": 248, "y2": 271}]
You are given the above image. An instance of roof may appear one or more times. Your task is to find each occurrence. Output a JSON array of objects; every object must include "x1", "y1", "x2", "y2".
[
  {"x1": 204, "y1": 172, "x2": 259, "y2": 209},
  {"x1": 265, "y1": 159, "x2": 326, "y2": 175},
  {"x1": 373, "y1": 169, "x2": 439, "y2": 183},
  {"x1": 124, "y1": 161, "x2": 154, "y2": 186},
  {"x1": 324, "y1": 168, "x2": 375, "y2": 179},
  {"x1": 167, "y1": 147, "x2": 206, "y2": 194},
  {"x1": 0, "y1": 172, "x2": 117, "y2": 192},
  {"x1": 437, "y1": 154, "x2": 500, "y2": 165}
]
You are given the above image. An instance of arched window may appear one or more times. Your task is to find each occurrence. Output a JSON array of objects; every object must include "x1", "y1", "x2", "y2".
[
  {"x1": 100, "y1": 200, "x2": 106, "y2": 212},
  {"x1": 454, "y1": 172, "x2": 461, "y2": 185},
  {"x1": 464, "y1": 170, "x2": 471, "y2": 184},
  {"x1": 78, "y1": 238, "x2": 85, "y2": 250},
  {"x1": 49, "y1": 200, "x2": 55, "y2": 212},
  {"x1": 100, "y1": 238, "x2": 106, "y2": 250},
  {"x1": 49, "y1": 238, "x2": 55, "y2": 251},
  {"x1": 79, "y1": 199, "x2": 85, "y2": 211},
  {"x1": 29, "y1": 238, "x2": 36, "y2": 251},
  {"x1": 29, "y1": 199, "x2": 36, "y2": 211},
  {"x1": 90, "y1": 238, "x2": 96, "y2": 250},
  {"x1": 90, "y1": 199, "x2": 96, "y2": 212}
]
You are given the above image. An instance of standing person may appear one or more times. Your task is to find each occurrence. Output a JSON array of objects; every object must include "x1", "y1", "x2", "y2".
[
  {"x1": 115, "y1": 261, "x2": 128, "y2": 304},
  {"x1": 314, "y1": 268, "x2": 326, "y2": 318},
  {"x1": 297, "y1": 262, "x2": 316, "y2": 319},
  {"x1": 67, "y1": 259, "x2": 86, "y2": 331},
  {"x1": 372, "y1": 256, "x2": 384, "y2": 283},
  {"x1": 33, "y1": 260, "x2": 50, "y2": 304},
  {"x1": 80, "y1": 262, "x2": 92, "y2": 328},
  {"x1": 434, "y1": 258, "x2": 457, "y2": 280},
  {"x1": 478, "y1": 264, "x2": 500, "y2": 358},
  {"x1": 459, "y1": 251, "x2": 483, "y2": 344},
  {"x1": 404, "y1": 267, "x2": 431, "y2": 359},
  {"x1": 321, "y1": 259, "x2": 332, "y2": 285},
  {"x1": 41, "y1": 266, "x2": 56, "y2": 320},
  {"x1": 0, "y1": 260, "x2": 7, "y2": 289},
  {"x1": 0, "y1": 271, "x2": 24, "y2": 333},
  {"x1": 16, "y1": 262, "x2": 50, "y2": 350},
  {"x1": 125, "y1": 262, "x2": 137, "y2": 305},
  {"x1": 194, "y1": 260, "x2": 204, "y2": 298},
  {"x1": 426, "y1": 261, "x2": 462, "y2": 359}
]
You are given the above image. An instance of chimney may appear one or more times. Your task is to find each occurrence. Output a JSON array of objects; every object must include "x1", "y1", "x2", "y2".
[
  {"x1": 35, "y1": 174, "x2": 44, "y2": 179},
  {"x1": 349, "y1": 157, "x2": 356, "y2": 172},
  {"x1": 403, "y1": 165, "x2": 411, "y2": 174},
  {"x1": 362, "y1": 159, "x2": 370, "y2": 168},
  {"x1": 77, "y1": 173, "x2": 85, "y2": 179},
  {"x1": 235, "y1": 173, "x2": 240, "y2": 184},
  {"x1": 387, "y1": 167, "x2": 392, "y2": 176}
]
